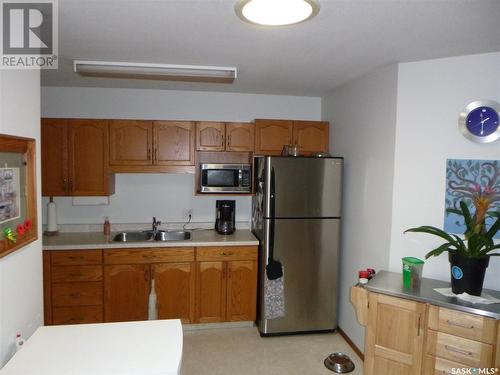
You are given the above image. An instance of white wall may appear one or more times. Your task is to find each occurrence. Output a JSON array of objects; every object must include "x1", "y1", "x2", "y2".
[
  {"x1": 41, "y1": 87, "x2": 321, "y2": 224},
  {"x1": 389, "y1": 52, "x2": 500, "y2": 290},
  {"x1": 322, "y1": 64, "x2": 399, "y2": 351},
  {"x1": 0, "y1": 70, "x2": 42, "y2": 366}
]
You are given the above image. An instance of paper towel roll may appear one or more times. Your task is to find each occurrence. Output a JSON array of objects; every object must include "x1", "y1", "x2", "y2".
[{"x1": 47, "y1": 200, "x2": 58, "y2": 232}]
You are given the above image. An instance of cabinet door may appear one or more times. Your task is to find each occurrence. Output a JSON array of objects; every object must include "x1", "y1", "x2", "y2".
[
  {"x1": 41, "y1": 119, "x2": 69, "y2": 196},
  {"x1": 226, "y1": 122, "x2": 254, "y2": 152},
  {"x1": 254, "y1": 119, "x2": 293, "y2": 155},
  {"x1": 364, "y1": 293, "x2": 426, "y2": 375},
  {"x1": 104, "y1": 264, "x2": 150, "y2": 322},
  {"x1": 68, "y1": 119, "x2": 111, "y2": 196},
  {"x1": 293, "y1": 121, "x2": 329, "y2": 155},
  {"x1": 109, "y1": 120, "x2": 153, "y2": 165},
  {"x1": 196, "y1": 122, "x2": 225, "y2": 151},
  {"x1": 226, "y1": 260, "x2": 257, "y2": 322},
  {"x1": 154, "y1": 262, "x2": 195, "y2": 323},
  {"x1": 153, "y1": 121, "x2": 195, "y2": 165},
  {"x1": 195, "y1": 261, "x2": 226, "y2": 323}
]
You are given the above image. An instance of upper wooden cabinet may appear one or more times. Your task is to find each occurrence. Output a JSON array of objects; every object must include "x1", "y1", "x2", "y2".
[
  {"x1": 293, "y1": 121, "x2": 329, "y2": 155},
  {"x1": 109, "y1": 120, "x2": 153, "y2": 165},
  {"x1": 41, "y1": 119, "x2": 115, "y2": 196},
  {"x1": 196, "y1": 122, "x2": 254, "y2": 152},
  {"x1": 254, "y1": 119, "x2": 329, "y2": 155},
  {"x1": 110, "y1": 120, "x2": 195, "y2": 167},
  {"x1": 196, "y1": 122, "x2": 225, "y2": 151},
  {"x1": 154, "y1": 121, "x2": 195, "y2": 166},
  {"x1": 254, "y1": 120, "x2": 293, "y2": 155}
]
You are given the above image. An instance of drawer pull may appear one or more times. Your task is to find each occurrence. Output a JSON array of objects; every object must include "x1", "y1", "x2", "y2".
[
  {"x1": 142, "y1": 254, "x2": 156, "y2": 259},
  {"x1": 445, "y1": 319, "x2": 474, "y2": 330},
  {"x1": 221, "y1": 252, "x2": 233, "y2": 256},
  {"x1": 69, "y1": 273, "x2": 82, "y2": 278},
  {"x1": 69, "y1": 293, "x2": 82, "y2": 298},
  {"x1": 444, "y1": 345, "x2": 472, "y2": 357},
  {"x1": 68, "y1": 256, "x2": 84, "y2": 260}
]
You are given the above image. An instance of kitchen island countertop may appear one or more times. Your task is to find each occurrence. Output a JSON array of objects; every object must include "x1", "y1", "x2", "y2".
[
  {"x1": 365, "y1": 270, "x2": 500, "y2": 320},
  {"x1": 43, "y1": 229, "x2": 259, "y2": 250}
]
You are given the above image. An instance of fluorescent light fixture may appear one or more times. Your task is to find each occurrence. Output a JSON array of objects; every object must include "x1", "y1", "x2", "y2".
[
  {"x1": 73, "y1": 60, "x2": 237, "y2": 84},
  {"x1": 235, "y1": 0, "x2": 319, "y2": 26}
]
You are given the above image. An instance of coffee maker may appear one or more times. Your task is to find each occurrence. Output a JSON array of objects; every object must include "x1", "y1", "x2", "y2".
[{"x1": 215, "y1": 200, "x2": 235, "y2": 235}]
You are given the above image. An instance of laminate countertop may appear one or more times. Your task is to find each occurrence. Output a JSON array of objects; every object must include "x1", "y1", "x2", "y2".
[
  {"x1": 365, "y1": 270, "x2": 500, "y2": 320},
  {"x1": 43, "y1": 229, "x2": 259, "y2": 250}
]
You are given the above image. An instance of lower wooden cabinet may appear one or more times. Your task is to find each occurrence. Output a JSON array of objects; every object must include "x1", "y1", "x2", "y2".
[
  {"x1": 154, "y1": 262, "x2": 196, "y2": 323},
  {"x1": 44, "y1": 246, "x2": 257, "y2": 326},
  {"x1": 364, "y1": 293, "x2": 426, "y2": 375},
  {"x1": 103, "y1": 264, "x2": 150, "y2": 322},
  {"x1": 351, "y1": 286, "x2": 500, "y2": 375}
]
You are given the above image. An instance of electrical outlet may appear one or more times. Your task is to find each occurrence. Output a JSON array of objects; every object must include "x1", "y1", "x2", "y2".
[{"x1": 184, "y1": 209, "x2": 193, "y2": 220}]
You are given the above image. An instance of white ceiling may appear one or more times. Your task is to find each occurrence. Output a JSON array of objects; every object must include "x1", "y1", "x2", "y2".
[{"x1": 41, "y1": 0, "x2": 500, "y2": 96}]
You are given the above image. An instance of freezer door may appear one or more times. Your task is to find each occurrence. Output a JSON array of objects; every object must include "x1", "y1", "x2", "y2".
[
  {"x1": 264, "y1": 157, "x2": 343, "y2": 218},
  {"x1": 258, "y1": 218, "x2": 340, "y2": 335}
]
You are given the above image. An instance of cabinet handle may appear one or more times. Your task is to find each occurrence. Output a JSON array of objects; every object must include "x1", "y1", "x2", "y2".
[
  {"x1": 68, "y1": 255, "x2": 83, "y2": 260},
  {"x1": 417, "y1": 315, "x2": 421, "y2": 336},
  {"x1": 62, "y1": 178, "x2": 68, "y2": 192},
  {"x1": 154, "y1": 147, "x2": 158, "y2": 162},
  {"x1": 445, "y1": 319, "x2": 474, "y2": 330},
  {"x1": 227, "y1": 134, "x2": 231, "y2": 147},
  {"x1": 68, "y1": 179, "x2": 73, "y2": 192},
  {"x1": 444, "y1": 345, "x2": 472, "y2": 357},
  {"x1": 147, "y1": 147, "x2": 151, "y2": 161}
]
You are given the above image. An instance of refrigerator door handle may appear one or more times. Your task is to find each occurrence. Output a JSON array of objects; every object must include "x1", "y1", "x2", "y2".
[{"x1": 265, "y1": 167, "x2": 283, "y2": 280}]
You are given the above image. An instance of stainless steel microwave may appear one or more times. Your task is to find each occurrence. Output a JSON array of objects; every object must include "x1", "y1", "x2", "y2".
[{"x1": 200, "y1": 163, "x2": 252, "y2": 193}]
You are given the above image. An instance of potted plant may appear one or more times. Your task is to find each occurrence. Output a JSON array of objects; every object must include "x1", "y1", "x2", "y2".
[{"x1": 404, "y1": 201, "x2": 500, "y2": 296}]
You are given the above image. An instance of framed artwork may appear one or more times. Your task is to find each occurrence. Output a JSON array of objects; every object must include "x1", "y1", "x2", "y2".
[
  {"x1": 444, "y1": 159, "x2": 500, "y2": 239},
  {"x1": 0, "y1": 134, "x2": 37, "y2": 258}
]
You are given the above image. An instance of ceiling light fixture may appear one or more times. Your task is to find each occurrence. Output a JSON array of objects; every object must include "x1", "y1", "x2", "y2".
[
  {"x1": 73, "y1": 60, "x2": 237, "y2": 84},
  {"x1": 235, "y1": 0, "x2": 319, "y2": 26}
]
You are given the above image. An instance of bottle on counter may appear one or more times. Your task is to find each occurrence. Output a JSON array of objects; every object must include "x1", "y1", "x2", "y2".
[{"x1": 103, "y1": 217, "x2": 111, "y2": 236}]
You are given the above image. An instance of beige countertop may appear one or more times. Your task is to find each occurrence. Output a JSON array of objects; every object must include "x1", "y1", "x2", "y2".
[{"x1": 43, "y1": 229, "x2": 259, "y2": 250}]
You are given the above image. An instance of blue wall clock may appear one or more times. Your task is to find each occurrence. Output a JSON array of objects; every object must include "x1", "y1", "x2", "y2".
[{"x1": 458, "y1": 100, "x2": 500, "y2": 143}]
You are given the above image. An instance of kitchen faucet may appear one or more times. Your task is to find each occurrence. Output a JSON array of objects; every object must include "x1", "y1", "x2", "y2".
[{"x1": 152, "y1": 217, "x2": 162, "y2": 233}]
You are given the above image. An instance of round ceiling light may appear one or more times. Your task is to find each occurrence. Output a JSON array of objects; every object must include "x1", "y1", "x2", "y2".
[{"x1": 235, "y1": 0, "x2": 320, "y2": 26}]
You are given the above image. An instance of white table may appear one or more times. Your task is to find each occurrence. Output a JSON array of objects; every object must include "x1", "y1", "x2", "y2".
[{"x1": 0, "y1": 320, "x2": 183, "y2": 374}]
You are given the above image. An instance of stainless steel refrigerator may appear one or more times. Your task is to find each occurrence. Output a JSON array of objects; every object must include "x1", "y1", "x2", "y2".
[{"x1": 252, "y1": 156, "x2": 343, "y2": 336}]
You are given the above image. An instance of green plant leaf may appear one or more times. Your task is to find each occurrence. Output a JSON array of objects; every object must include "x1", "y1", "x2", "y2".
[
  {"x1": 405, "y1": 226, "x2": 458, "y2": 245},
  {"x1": 425, "y1": 243, "x2": 453, "y2": 259},
  {"x1": 485, "y1": 215, "x2": 500, "y2": 239},
  {"x1": 459, "y1": 201, "x2": 473, "y2": 231}
]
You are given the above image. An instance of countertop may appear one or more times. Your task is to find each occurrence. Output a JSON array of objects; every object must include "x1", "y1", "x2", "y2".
[
  {"x1": 0, "y1": 320, "x2": 182, "y2": 374},
  {"x1": 365, "y1": 270, "x2": 500, "y2": 320},
  {"x1": 43, "y1": 229, "x2": 259, "y2": 250}
]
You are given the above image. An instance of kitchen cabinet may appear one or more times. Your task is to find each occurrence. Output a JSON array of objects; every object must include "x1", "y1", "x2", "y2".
[
  {"x1": 109, "y1": 120, "x2": 153, "y2": 165},
  {"x1": 153, "y1": 262, "x2": 196, "y2": 323},
  {"x1": 104, "y1": 264, "x2": 150, "y2": 322},
  {"x1": 195, "y1": 246, "x2": 258, "y2": 323},
  {"x1": 254, "y1": 119, "x2": 329, "y2": 155},
  {"x1": 44, "y1": 246, "x2": 257, "y2": 326},
  {"x1": 43, "y1": 250, "x2": 104, "y2": 325},
  {"x1": 109, "y1": 120, "x2": 195, "y2": 170},
  {"x1": 351, "y1": 284, "x2": 500, "y2": 375},
  {"x1": 41, "y1": 118, "x2": 115, "y2": 196},
  {"x1": 364, "y1": 293, "x2": 426, "y2": 375},
  {"x1": 196, "y1": 122, "x2": 254, "y2": 152}
]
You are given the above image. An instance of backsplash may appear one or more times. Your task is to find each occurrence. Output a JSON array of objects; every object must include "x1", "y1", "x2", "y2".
[{"x1": 41, "y1": 173, "x2": 252, "y2": 225}]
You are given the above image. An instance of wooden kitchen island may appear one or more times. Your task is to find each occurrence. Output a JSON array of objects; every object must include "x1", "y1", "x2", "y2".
[{"x1": 351, "y1": 271, "x2": 500, "y2": 374}]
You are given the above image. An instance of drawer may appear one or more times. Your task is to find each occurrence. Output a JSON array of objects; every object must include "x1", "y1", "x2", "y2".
[
  {"x1": 426, "y1": 330, "x2": 493, "y2": 368},
  {"x1": 104, "y1": 248, "x2": 195, "y2": 264},
  {"x1": 52, "y1": 306, "x2": 103, "y2": 325},
  {"x1": 423, "y1": 354, "x2": 473, "y2": 375},
  {"x1": 52, "y1": 265, "x2": 103, "y2": 283},
  {"x1": 51, "y1": 250, "x2": 102, "y2": 266},
  {"x1": 196, "y1": 246, "x2": 257, "y2": 261},
  {"x1": 428, "y1": 305, "x2": 497, "y2": 344},
  {"x1": 52, "y1": 282, "x2": 103, "y2": 307}
]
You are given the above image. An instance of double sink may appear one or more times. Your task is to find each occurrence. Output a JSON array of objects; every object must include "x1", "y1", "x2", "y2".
[{"x1": 113, "y1": 230, "x2": 191, "y2": 243}]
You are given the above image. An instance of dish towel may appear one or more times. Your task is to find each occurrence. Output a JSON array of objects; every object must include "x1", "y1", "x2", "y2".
[
  {"x1": 264, "y1": 271, "x2": 285, "y2": 319},
  {"x1": 433, "y1": 288, "x2": 500, "y2": 304}
]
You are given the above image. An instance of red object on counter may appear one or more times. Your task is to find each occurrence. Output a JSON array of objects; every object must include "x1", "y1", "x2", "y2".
[{"x1": 359, "y1": 270, "x2": 370, "y2": 279}]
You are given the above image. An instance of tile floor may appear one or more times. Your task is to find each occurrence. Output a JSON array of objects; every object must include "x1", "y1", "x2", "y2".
[{"x1": 181, "y1": 326, "x2": 363, "y2": 375}]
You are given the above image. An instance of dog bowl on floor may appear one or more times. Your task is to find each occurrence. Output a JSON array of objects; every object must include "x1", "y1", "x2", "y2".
[{"x1": 324, "y1": 352, "x2": 355, "y2": 373}]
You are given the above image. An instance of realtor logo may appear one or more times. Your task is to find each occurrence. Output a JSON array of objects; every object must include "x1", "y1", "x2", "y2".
[{"x1": 1, "y1": 0, "x2": 58, "y2": 69}]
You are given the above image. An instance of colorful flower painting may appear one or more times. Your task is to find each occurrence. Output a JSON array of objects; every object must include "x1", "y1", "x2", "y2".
[{"x1": 444, "y1": 159, "x2": 500, "y2": 239}]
